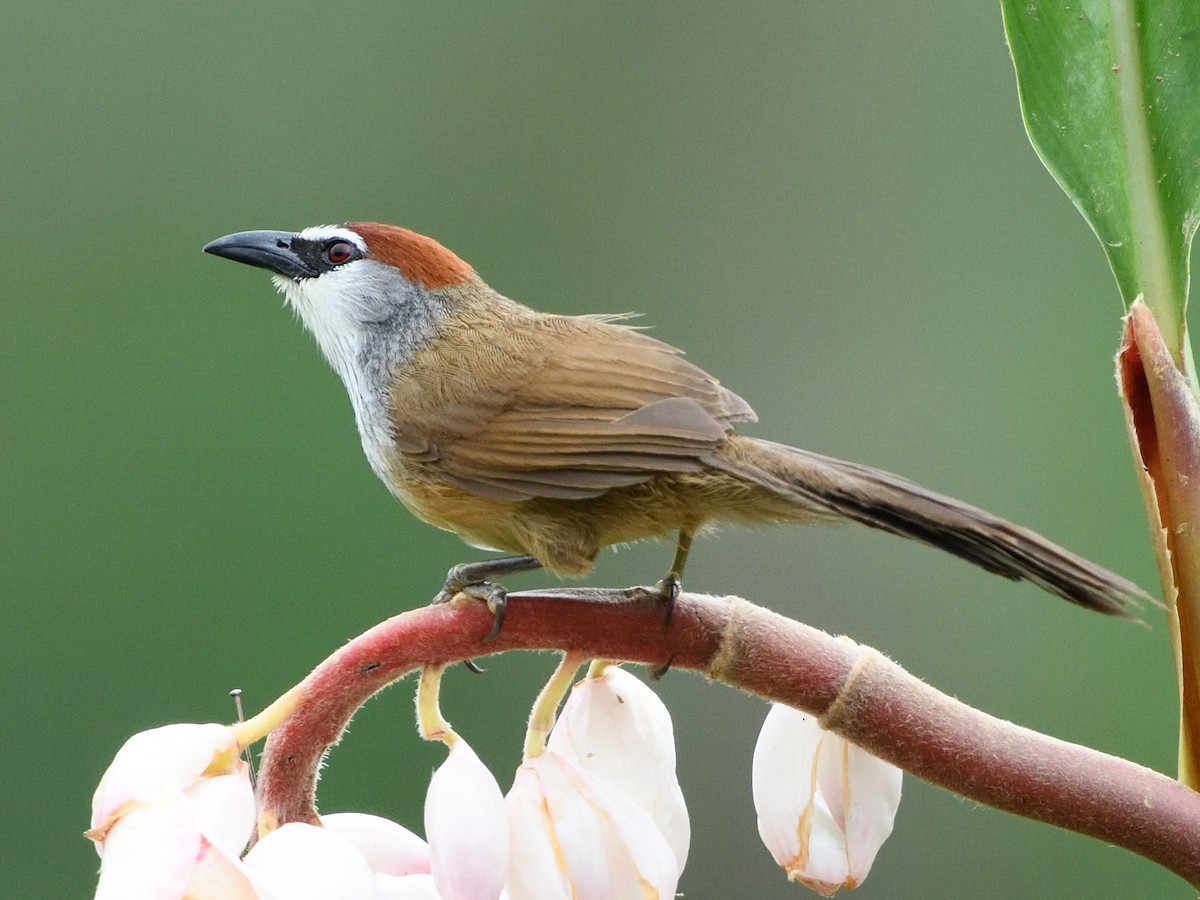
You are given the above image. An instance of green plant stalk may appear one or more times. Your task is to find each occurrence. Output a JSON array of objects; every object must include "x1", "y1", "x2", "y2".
[{"x1": 1109, "y1": 1, "x2": 1193, "y2": 374}]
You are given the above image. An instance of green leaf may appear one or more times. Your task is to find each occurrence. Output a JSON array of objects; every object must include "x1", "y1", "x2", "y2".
[{"x1": 1001, "y1": 0, "x2": 1200, "y2": 357}]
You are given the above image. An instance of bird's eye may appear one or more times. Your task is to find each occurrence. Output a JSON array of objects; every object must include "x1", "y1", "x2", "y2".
[{"x1": 324, "y1": 240, "x2": 356, "y2": 266}]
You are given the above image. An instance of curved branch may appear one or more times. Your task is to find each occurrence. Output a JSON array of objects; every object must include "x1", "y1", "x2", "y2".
[{"x1": 256, "y1": 588, "x2": 1200, "y2": 887}]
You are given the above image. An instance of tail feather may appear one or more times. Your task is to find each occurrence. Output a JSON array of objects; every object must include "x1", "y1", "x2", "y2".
[{"x1": 710, "y1": 437, "x2": 1152, "y2": 618}]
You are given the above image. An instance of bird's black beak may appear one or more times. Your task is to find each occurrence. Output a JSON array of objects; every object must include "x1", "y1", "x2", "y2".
[{"x1": 203, "y1": 230, "x2": 318, "y2": 280}]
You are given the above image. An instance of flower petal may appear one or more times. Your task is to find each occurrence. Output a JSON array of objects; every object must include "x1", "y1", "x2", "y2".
[
  {"x1": 753, "y1": 704, "x2": 828, "y2": 872},
  {"x1": 92, "y1": 724, "x2": 243, "y2": 835},
  {"x1": 322, "y1": 812, "x2": 430, "y2": 877},
  {"x1": 839, "y1": 739, "x2": 902, "y2": 885},
  {"x1": 506, "y1": 751, "x2": 678, "y2": 900},
  {"x1": 185, "y1": 839, "x2": 260, "y2": 900},
  {"x1": 243, "y1": 822, "x2": 384, "y2": 900},
  {"x1": 375, "y1": 873, "x2": 443, "y2": 899},
  {"x1": 185, "y1": 772, "x2": 256, "y2": 861},
  {"x1": 546, "y1": 665, "x2": 689, "y2": 869},
  {"x1": 503, "y1": 764, "x2": 572, "y2": 900},
  {"x1": 424, "y1": 740, "x2": 509, "y2": 900},
  {"x1": 93, "y1": 792, "x2": 201, "y2": 900}
]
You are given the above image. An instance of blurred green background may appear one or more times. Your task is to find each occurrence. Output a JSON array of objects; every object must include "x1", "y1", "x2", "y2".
[{"x1": 1, "y1": 3, "x2": 1184, "y2": 897}]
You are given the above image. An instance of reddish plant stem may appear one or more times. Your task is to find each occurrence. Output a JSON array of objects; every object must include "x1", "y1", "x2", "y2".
[
  {"x1": 256, "y1": 588, "x2": 1200, "y2": 887},
  {"x1": 1118, "y1": 299, "x2": 1200, "y2": 785}
]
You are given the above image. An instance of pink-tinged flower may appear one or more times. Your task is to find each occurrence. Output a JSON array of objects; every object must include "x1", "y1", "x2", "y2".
[
  {"x1": 88, "y1": 723, "x2": 257, "y2": 900},
  {"x1": 92, "y1": 791, "x2": 258, "y2": 900},
  {"x1": 375, "y1": 873, "x2": 443, "y2": 899},
  {"x1": 505, "y1": 750, "x2": 679, "y2": 900},
  {"x1": 546, "y1": 664, "x2": 689, "y2": 870},
  {"x1": 242, "y1": 822, "x2": 386, "y2": 900},
  {"x1": 752, "y1": 704, "x2": 902, "y2": 896},
  {"x1": 423, "y1": 739, "x2": 510, "y2": 900},
  {"x1": 322, "y1": 812, "x2": 431, "y2": 877}
]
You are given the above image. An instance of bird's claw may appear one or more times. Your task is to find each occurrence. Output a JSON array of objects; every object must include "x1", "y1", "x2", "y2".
[
  {"x1": 431, "y1": 579, "x2": 509, "y2": 642},
  {"x1": 431, "y1": 563, "x2": 475, "y2": 606},
  {"x1": 431, "y1": 585, "x2": 456, "y2": 606},
  {"x1": 653, "y1": 572, "x2": 681, "y2": 633},
  {"x1": 649, "y1": 652, "x2": 675, "y2": 681}
]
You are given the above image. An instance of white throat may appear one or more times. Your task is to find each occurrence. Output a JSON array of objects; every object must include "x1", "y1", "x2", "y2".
[
  {"x1": 275, "y1": 266, "x2": 373, "y2": 394},
  {"x1": 271, "y1": 247, "x2": 449, "y2": 483}
]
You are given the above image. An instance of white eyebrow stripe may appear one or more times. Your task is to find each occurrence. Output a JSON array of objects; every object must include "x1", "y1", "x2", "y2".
[{"x1": 296, "y1": 224, "x2": 367, "y2": 252}]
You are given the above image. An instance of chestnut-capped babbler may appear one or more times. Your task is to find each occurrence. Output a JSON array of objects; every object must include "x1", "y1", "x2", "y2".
[{"x1": 203, "y1": 222, "x2": 1149, "y2": 622}]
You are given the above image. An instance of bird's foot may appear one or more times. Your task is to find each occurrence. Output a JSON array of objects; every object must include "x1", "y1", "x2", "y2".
[
  {"x1": 432, "y1": 577, "x2": 509, "y2": 642},
  {"x1": 431, "y1": 555, "x2": 542, "y2": 635},
  {"x1": 645, "y1": 572, "x2": 682, "y2": 679}
]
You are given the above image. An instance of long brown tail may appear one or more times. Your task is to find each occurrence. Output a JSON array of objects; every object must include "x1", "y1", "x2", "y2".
[{"x1": 709, "y1": 436, "x2": 1151, "y2": 617}]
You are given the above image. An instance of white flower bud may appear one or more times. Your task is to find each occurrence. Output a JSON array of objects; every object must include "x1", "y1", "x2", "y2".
[{"x1": 752, "y1": 704, "x2": 901, "y2": 895}]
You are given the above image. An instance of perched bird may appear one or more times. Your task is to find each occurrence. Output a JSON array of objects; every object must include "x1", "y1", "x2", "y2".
[{"x1": 204, "y1": 222, "x2": 1147, "y2": 623}]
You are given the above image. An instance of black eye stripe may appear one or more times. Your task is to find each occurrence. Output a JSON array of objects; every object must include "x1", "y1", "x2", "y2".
[{"x1": 284, "y1": 235, "x2": 364, "y2": 275}]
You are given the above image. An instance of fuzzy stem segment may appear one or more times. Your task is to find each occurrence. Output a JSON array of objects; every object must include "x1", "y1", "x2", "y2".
[
  {"x1": 227, "y1": 685, "x2": 302, "y2": 757},
  {"x1": 523, "y1": 653, "x2": 586, "y2": 760},
  {"x1": 586, "y1": 659, "x2": 615, "y2": 679},
  {"x1": 416, "y1": 664, "x2": 457, "y2": 746}
]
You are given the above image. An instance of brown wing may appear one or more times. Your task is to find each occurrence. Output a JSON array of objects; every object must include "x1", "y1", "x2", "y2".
[{"x1": 391, "y1": 310, "x2": 755, "y2": 502}]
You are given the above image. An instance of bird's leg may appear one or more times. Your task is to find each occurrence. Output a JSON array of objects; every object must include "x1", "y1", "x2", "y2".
[
  {"x1": 432, "y1": 555, "x2": 544, "y2": 641},
  {"x1": 647, "y1": 531, "x2": 693, "y2": 680},
  {"x1": 654, "y1": 530, "x2": 694, "y2": 631}
]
